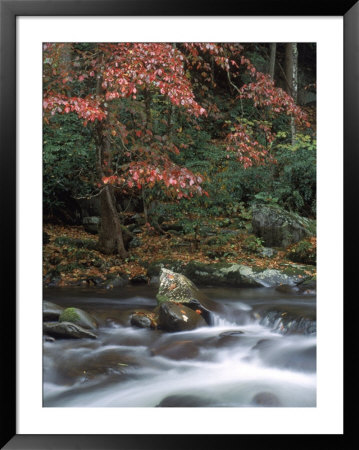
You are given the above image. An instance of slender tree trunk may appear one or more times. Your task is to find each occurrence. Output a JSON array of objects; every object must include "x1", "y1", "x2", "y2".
[
  {"x1": 269, "y1": 43, "x2": 276, "y2": 80},
  {"x1": 291, "y1": 44, "x2": 298, "y2": 145},
  {"x1": 291, "y1": 43, "x2": 298, "y2": 104},
  {"x1": 285, "y1": 43, "x2": 294, "y2": 96},
  {"x1": 285, "y1": 43, "x2": 298, "y2": 145}
]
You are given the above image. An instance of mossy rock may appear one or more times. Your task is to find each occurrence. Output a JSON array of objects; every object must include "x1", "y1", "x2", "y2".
[
  {"x1": 156, "y1": 293, "x2": 172, "y2": 305},
  {"x1": 59, "y1": 307, "x2": 98, "y2": 330},
  {"x1": 185, "y1": 261, "x2": 239, "y2": 287},
  {"x1": 157, "y1": 268, "x2": 207, "y2": 303},
  {"x1": 184, "y1": 260, "x2": 313, "y2": 288},
  {"x1": 252, "y1": 204, "x2": 315, "y2": 248},
  {"x1": 184, "y1": 261, "x2": 260, "y2": 287}
]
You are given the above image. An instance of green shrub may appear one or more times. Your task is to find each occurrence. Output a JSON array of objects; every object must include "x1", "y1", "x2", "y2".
[
  {"x1": 286, "y1": 239, "x2": 316, "y2": 265},
  {"x1": 242, "y1": 235, "x2": 264, "y2": 253},
  {"x1": 43, "y1": 113, "x2": 97, "y2": 218}
]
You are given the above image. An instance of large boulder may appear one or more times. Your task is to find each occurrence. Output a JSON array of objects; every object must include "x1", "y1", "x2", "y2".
[
  {"x1": 43, "y1": 322, "x2": 97, "y2": 340},
  {"x1": 156, "y1": 268, "x2": 214, "y2": 323},
  {"x1": 184, "y1": 261, "x2": 312, "y2": 287},
  {"x1": 252, "y1": 204, "x2": 315, "y2": 248},
  {"x1": 157, "y1": 268, "x2": 205, "y2": 304},
  {"x1": 185, "y1": 261, "x2": 249, "y2": 287},
  {"x1": 157, "y1": 303, "x2": 207, "y2": 332},
  {"x1": 59, "y1": 307, "x2": 98, "y2": 330}
]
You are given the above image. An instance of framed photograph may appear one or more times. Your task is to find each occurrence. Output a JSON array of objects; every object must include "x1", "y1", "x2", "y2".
[{"x1": 1, "y1": 0, "x2": 355, "y2": 448}]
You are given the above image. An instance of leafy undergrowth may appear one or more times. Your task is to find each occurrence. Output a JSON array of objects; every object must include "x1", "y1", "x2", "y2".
[{"x1": 43, "y1": 222, "x2": 316, "y2": 287}]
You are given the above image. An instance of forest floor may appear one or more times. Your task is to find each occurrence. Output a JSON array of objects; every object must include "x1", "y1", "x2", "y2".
[{"x1": 43, "y1": 220, "x2": 316, "y2": 287}]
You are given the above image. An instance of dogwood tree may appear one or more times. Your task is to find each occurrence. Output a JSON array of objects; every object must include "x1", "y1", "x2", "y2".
[{"x1": 43, "y1": 42, "x2": 309, "y2": 256}]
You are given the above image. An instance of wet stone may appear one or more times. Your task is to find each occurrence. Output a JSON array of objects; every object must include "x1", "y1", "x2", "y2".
[
  {"x1": 150, "y1": 340, "x2": 199, "y2": 361},
  {"x1": 158, "y1": 302, "x2": 207, "y2": 332},
  {"x1": 156, "y1": 394, "x2": 213, "y2": 407},
  {"x1": 251, "y1": 392, "x2": 281, "y2": 407},
  {"x1": 59, "y1": 307, "x2": 98, "y2": 330},
  {"x1": 205, "y1": 330, "x2": 246, "y2": 348},
  {"x1": 130, "y1": 313, "x2": 153, "y2": 329},
  {"x1": 43, "y1": 301, "x2": 64, "y2": 321},
  {"x1": 43, "y1": 321, "x2": 97, "y2": 340},
  {"x1": 53, "y1": 348, "x2": 134, "y2": 383},
  {"x1": 102, "y1": 276, "x2": 129, "y2": 290}
]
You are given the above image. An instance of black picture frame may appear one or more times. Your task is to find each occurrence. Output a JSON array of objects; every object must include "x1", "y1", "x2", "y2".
[{"x1": 1, "y1": 0, "x2": 356, "y2": 448}]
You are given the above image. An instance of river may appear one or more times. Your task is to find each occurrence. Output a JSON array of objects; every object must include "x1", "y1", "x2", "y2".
[{"x1": 43, "y1": 285, "x2": 316, "y2": 407}]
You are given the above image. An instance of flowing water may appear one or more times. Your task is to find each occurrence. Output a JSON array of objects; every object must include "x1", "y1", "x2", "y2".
[{"x1": 43, "y1": 285, "x2": 316, "y2": 407}]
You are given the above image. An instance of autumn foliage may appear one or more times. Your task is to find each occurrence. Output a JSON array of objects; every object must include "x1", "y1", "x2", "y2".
[{"x1": 43, "y1": 42, "x2": 309, "y2": 201}]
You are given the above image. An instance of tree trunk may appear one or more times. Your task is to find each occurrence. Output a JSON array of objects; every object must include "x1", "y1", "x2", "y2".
[
  {"x1": 98, "y1": 184, "x2": 128, "y2": 257},
  {"x1": 285, "y1": 43, "x2": 294, "y2": 96},
  {"x1": 285, "y1": 43, "x2": 298, "y2": 145},
  {"x1": 59, "y1": 43, "x2": 72, "y2": 97},
  {"x1": 94, "y1": 49, "x2": 128, "y2": 258},
  {"x1": 269, "y1": 43, "x2": 276, "y2": 80},
  {"x1": 96, "y1": 129, "x2": 128, "y2": 258},
  {"x1": 291, "y1": 44, "x2": 298, "y2": 145},
  {"x1": 291, "y1": 43, "x2": 298, "y2": 104}
]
